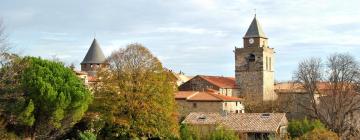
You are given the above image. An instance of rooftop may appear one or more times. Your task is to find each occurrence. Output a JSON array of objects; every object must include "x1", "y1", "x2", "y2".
[
  {"x1": 198, "y1": 75, "x2": 236, "y2": 89},
  {"x1": 244, "y1": 16, "x2": 267, "y2": 38},
  {"x1": 175, "y1": 90, "x2": 242, "y2": 102},
  {"x1": 81, "y1": 38, "x2": 106, "y2": 64},
  {"x1": 183, "y1": 112, "x2": 287, "y2": 133}
]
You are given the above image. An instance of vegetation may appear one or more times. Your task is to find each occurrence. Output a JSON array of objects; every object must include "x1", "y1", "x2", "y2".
[
  {"x1": 91, "y1": 43, "x2": 179, "y2": 139},
  {"x1": 294, "y1": 53, "x2": 360, "y2": 138},
  {"x1": 179, "y1": 124, "x2": 200, "y2": 140},
  {"x1": 209, "y1": 127, "x2": 239, "y2": 140},
  {"x1": 298, "y1": 128, "x2": 339, "y2": 140},
  {"x1": 179, "y1": 124, "x2": 239, "y2": 140},
  {"x1": 0, "y1": 57, "x2": 93, "y2": 139},
  {"x1": 288, "y1": 118, "x2": 325, "y2": 138}
]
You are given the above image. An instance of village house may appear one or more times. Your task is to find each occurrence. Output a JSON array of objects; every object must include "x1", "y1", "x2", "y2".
[
  {"x1": 182, "y1": 112, "x2": 288, "y2": 140},
  {"x1": 175, "y1": 90, "x2": 244, "y2": 119},
  {"x1": 178, "y1": 75, "x2": 237, "y2": 97}
]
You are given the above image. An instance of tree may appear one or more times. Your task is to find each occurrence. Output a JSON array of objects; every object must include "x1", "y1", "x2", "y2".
[
  {"x1": 0, "y1": 19, "x2": 10, "y2": 67},
  {"x1": 92, "y1": 43, "x2": 179, "y2": 139},
  {"x1": 293, "y1": 53, "x2": 360, "y2": 138},
  {"x1": 0, "y1": 57, "x2": 93, "y2": 139}
]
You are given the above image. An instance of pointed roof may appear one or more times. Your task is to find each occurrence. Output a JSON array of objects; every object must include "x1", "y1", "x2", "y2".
[
  {"x1": 81, "y1": 38, "x2": 106, "y2": 64},
  {"x1": 244, "y1": 16, "x2": 267, "y2": 38}
]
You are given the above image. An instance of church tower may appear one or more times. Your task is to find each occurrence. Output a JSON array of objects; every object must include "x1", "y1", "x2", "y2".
[
  {"x1": 235, "y1": 16, "x2": 276, "y2": 101},
  {"x1": 81, "y1": 38, "x2": 106, "y2": 76}
]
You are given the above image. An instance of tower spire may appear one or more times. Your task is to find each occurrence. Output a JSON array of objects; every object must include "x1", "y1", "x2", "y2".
[
  {"x1": 243, "y1": 15, "x2": 267, "y2": 38},
  {"x1": 254, "y1": 9, "x2": 256, "y2": 17}
]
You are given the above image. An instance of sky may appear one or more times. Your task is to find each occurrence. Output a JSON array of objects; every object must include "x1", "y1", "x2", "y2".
[{"x1": 0, "y1": 0, "x2": 360, "y2": 81}]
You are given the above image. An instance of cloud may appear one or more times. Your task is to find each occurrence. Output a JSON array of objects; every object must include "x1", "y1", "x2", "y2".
[{"x1": 1, "y1": 0, "x2": 360, "y2": 81}]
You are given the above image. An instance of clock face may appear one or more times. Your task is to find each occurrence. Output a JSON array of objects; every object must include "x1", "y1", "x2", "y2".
[{"x1": 249, "y1": 38, "x2": 254, "y2": 44}]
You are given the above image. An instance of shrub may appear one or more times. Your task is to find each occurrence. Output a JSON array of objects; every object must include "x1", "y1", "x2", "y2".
[
  {"x1": 288, "y1": 118, "x2": 325, "y2": 138},
  {"x1": 298, "y1": 128, "x2": 339, "y2": 140}
]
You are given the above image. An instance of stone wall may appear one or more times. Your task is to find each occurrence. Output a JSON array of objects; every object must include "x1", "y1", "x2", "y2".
[
  {"x1": 176, "y1": 100, "x2": 223, "y2": 119},
  {"x1": 176, "y1": 100, "x2": 245, "y2": 119}
]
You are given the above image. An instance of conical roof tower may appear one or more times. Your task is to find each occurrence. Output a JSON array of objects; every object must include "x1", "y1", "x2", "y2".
[{"x1": 81, "y1": 38, "x2": 106, "y2": 64}]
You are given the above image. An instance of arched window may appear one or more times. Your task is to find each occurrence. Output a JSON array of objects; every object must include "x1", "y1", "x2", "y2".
[{"x1": 248, "y1": 54, "x2": 255, "y2": 62}]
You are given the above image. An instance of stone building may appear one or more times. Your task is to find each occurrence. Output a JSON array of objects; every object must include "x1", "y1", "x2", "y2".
[
  {"x1": 235, "y1": 16, "x2": 276, "y2": 101},
  {"x1": 178, "y1": 75, "x2": 237, "y2": 97},
  {"x1": 175, "y1": 90, "x2": 244, "y2": 119},
  {"x1": 80, "y1": 38, "x2": 107, "y2": 76},
  {"x1": 182, "y1": 112, "x2": 288, "y2": 140}
]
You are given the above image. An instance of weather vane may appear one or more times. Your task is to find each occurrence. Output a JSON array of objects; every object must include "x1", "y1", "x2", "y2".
[{"x1": 254, "y1": 9, "x2": 256, "y2": 17}]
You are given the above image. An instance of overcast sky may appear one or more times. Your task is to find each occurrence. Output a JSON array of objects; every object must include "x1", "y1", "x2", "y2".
[{"x1": 1, "y1": 0, "x2": 359, "y2": 81}]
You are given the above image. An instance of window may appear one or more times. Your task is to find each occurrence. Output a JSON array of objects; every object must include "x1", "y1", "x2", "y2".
[
  {"x1": 224, "y1": 103, "x2": 227, "y2": 107},
  {"x1": 248, "y1": 54, "x2": 255, "y2": 62},
  {"x1": 193, "y1": 103, "x2": 197, "y2": 108},
  {"x1": 266, "y1": 56, "x2": 268, "y2": 70},
  {"x1": 236, "y1": 102, "x2": 238, "y2": 106},
  {"x1": 269, "y1": 57, "x2": 272, "y2": 70}
]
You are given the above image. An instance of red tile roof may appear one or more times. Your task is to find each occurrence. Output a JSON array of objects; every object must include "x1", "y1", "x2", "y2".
[
  {"x1": 88, "y1": 76, "x2": 98, "y2": 82},
  {"x1": 175, "y1": 91, "x2": 242, "y2": 102},
  {"x1": 198, "y1": 75, "x2": 236, "y2": 88}
]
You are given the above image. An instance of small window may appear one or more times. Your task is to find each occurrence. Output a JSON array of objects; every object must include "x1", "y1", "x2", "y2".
[
  {"x1": 248, "y1": 54, "x2": 255, "y2": 62},
  {"x1": 270, "y1": 57, "x2": 272, "y2": 70},
  {"x1": 193, "y1": 103, "x2": 197, "y2": 108},
  {"x1": 236, "y1": 102, "x2": 238, "y2": 106},
  {"x1": 224, "y1": 103, "x2": 227, "y2": 107}
]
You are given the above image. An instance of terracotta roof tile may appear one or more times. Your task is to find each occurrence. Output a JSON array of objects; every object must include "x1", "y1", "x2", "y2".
[
  {"x1": 175, "y1": 91, "x2": 197, "y2": 99},
  {"x1": 183, "y1": 112, "x2": 287, "y2": 133},
  {"x1": 88, "y1": 76, "x2": 98, "y2": 82},
  {"x1": 199, "y1": 75, "x2": 236, "y2": 88},
  {"x1": 175, "y1": 91, "x2": 242, "y2": 102}
]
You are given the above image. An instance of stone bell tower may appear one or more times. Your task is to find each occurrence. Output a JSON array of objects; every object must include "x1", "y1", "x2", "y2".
[{"x1": 235, "y1": 15, "x2": 276, "y2": 101}]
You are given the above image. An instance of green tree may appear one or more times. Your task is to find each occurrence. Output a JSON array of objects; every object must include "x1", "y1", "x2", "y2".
[
  {"x1": 288, "y1": 118, "x2": 325, "y2": 138},
  {"x1": 1, "y1": 57, "x2": 92, "y2": 139},
  {"x1": 92, "y1": 43, "x2": 179, "y2": 139}
]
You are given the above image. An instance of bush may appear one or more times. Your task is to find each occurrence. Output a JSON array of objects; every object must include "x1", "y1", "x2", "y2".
[
  {"x1": 78, "y1": 131, "x2": 97, "y2": 140},
  {"x1": 298, "y1": 128, "x2": 339, "y2": 140},
  {"x1": 288, "y1": 118, "x2": 325, "y2": 138},
  {"x1": 180, "y1": 124, "x2": 200, "y2": 140},
  {"x1": 209, "y1": 127, "x2": 239, "y2": 140}
]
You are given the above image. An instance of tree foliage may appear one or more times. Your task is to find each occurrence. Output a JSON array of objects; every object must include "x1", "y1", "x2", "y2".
[
  {"x1": 288, "y1": 118, "x2": 325, "y2": 138},
  {"x1": 92, "y1": 43, "x2": 178, "y2": 139},
  {"x1": 0, "y1": 57, "x2": 93, "y2": 139}
]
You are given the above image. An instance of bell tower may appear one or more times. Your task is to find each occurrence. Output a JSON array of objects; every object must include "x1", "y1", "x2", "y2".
[{"x1": 235, "y1": 15, "x2": 276, "y2": 101}]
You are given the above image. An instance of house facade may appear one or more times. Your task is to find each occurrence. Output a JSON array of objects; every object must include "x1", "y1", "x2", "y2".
[
  {"x1": 175, "y1": 91, "x2": 244, "y2": 119},
  {"x1": 178, "y1": 75, "x2": 237, "y2": 97}
]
